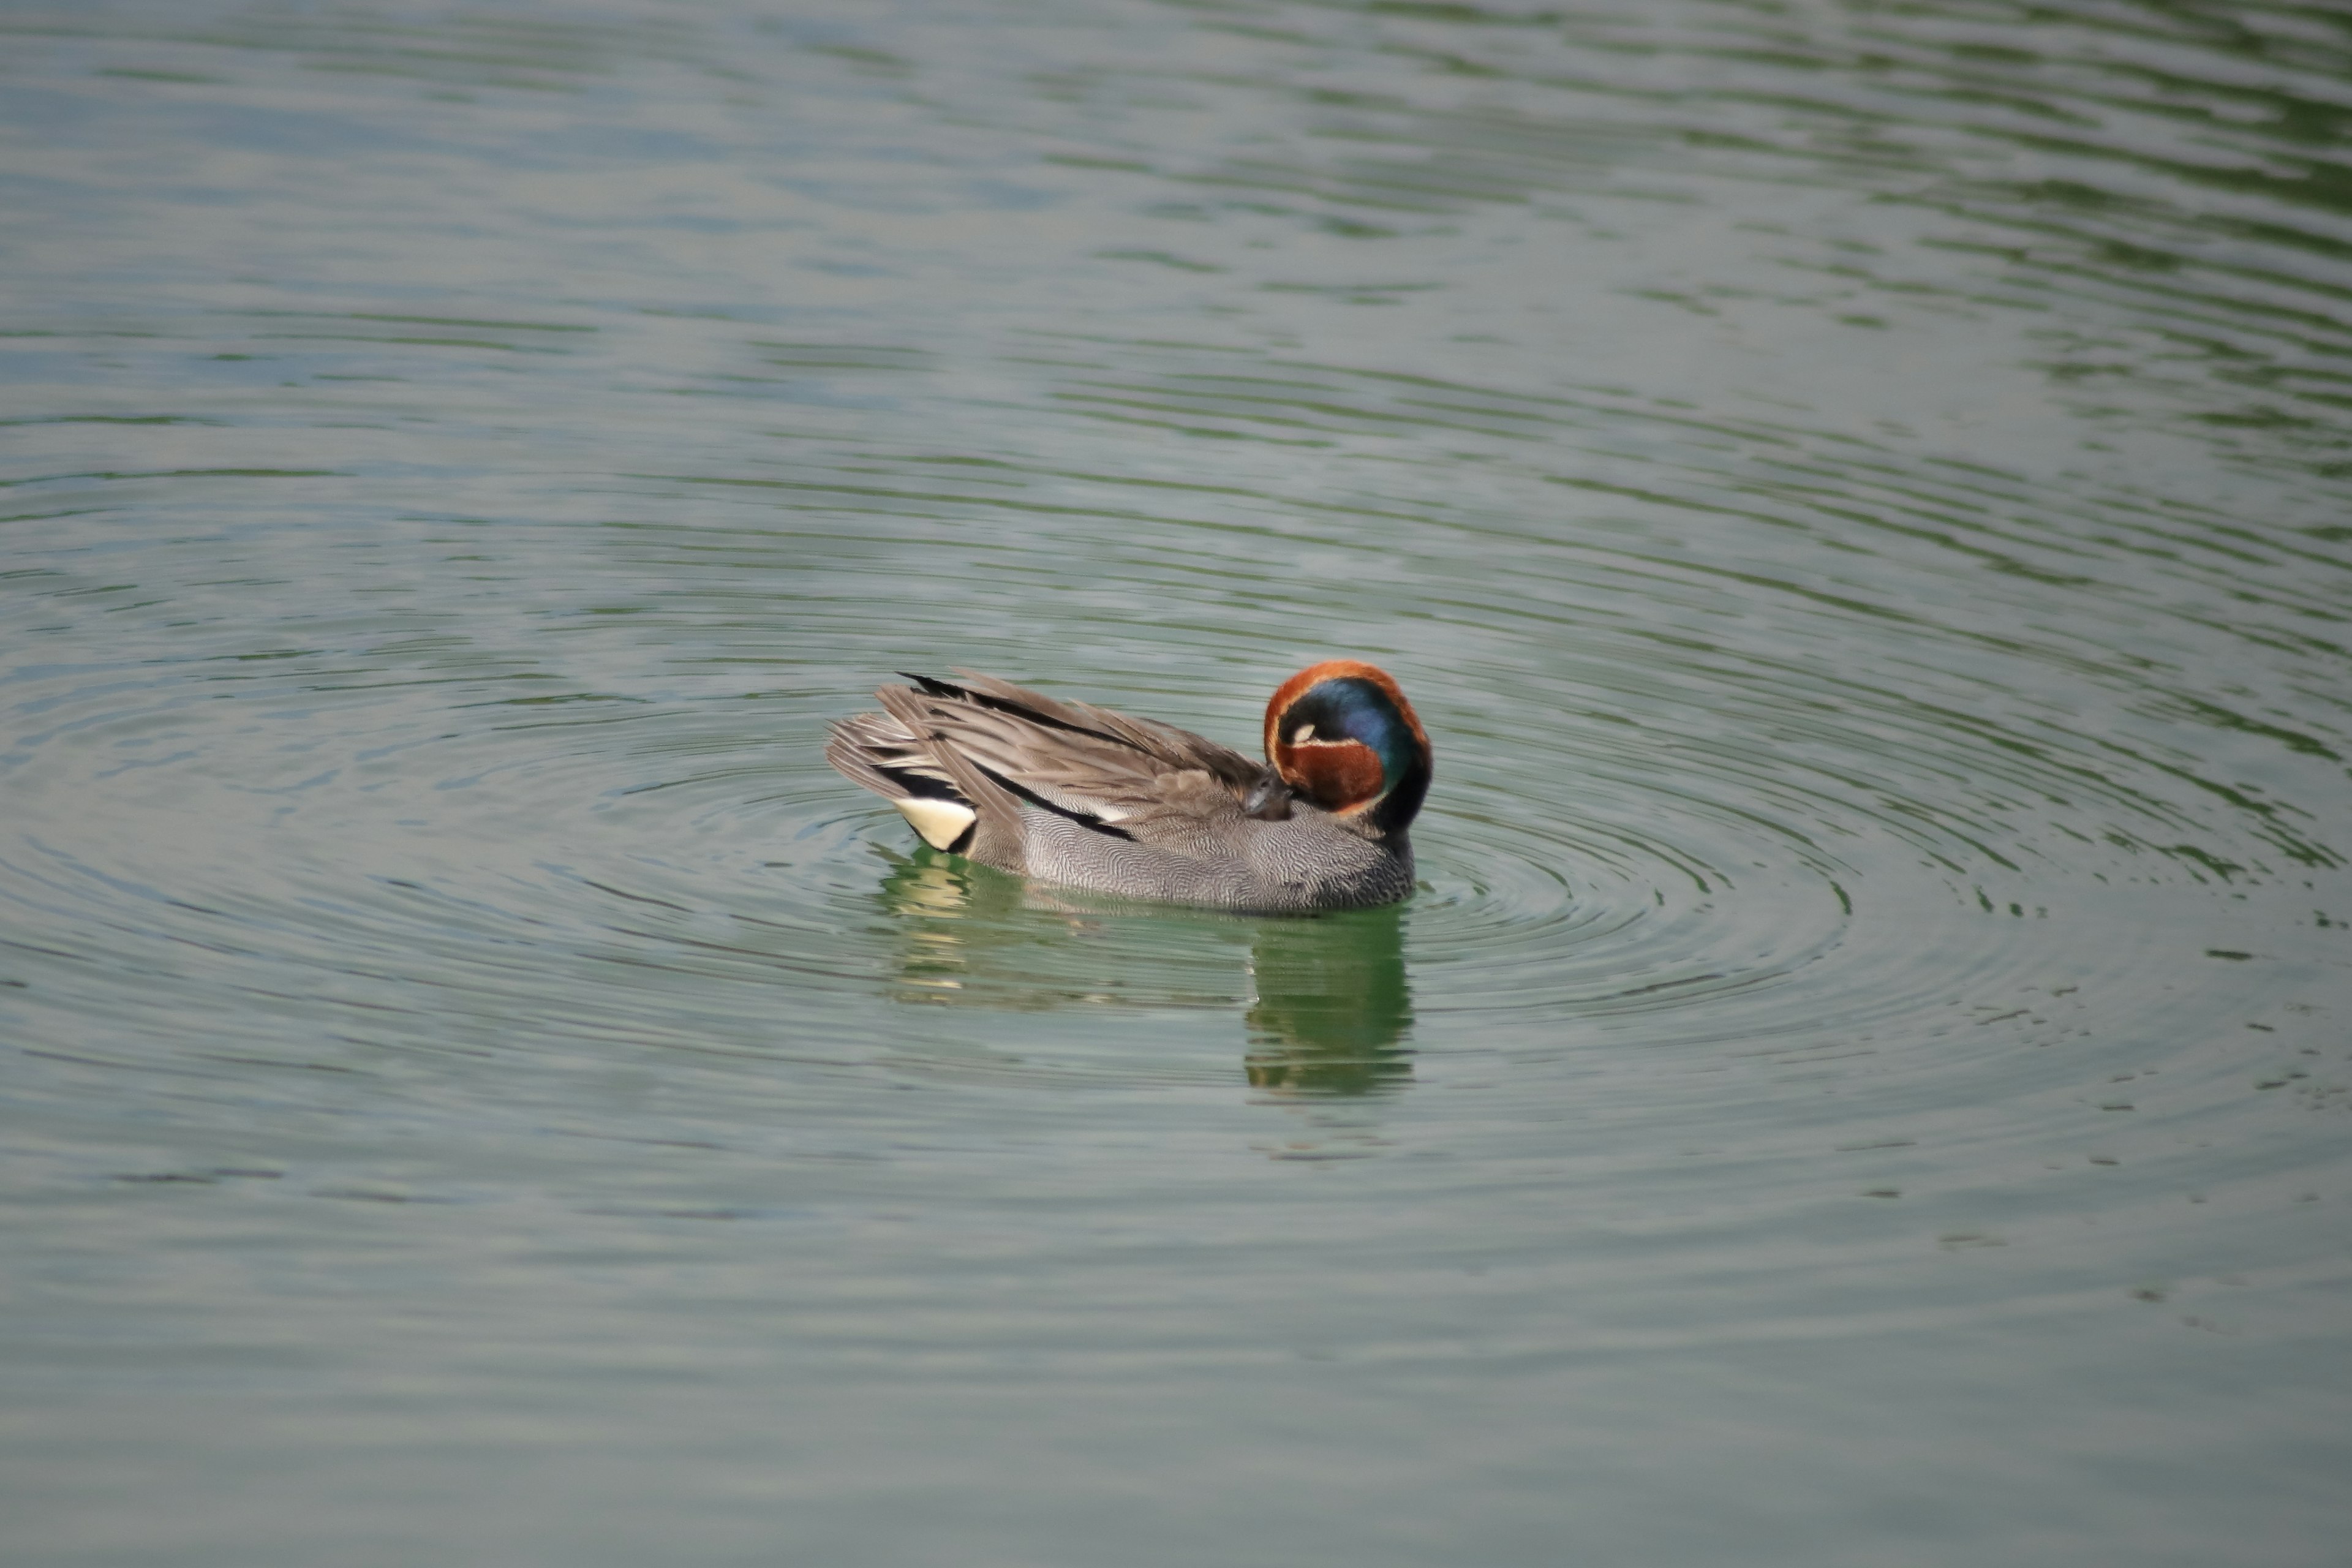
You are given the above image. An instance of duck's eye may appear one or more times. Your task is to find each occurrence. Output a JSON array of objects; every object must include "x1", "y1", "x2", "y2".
[{"x1": 1291, "y1": 723, "x2": 1315, "y2": 744}]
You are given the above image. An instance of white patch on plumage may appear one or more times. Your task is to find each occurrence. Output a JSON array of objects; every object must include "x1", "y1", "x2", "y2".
[
  {"x1": 1025, "y1": 779, "x2": 1129, "y2": 821},
  {"x1": 1292, "y1": 723, "x2": 1314, "y2": 744},
  {"x1": 894, "y1": 796, "x2": 977, "y2": 851}
]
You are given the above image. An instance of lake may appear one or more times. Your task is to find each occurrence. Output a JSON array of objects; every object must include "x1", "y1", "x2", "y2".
[{"x1": 2, "y1": 1, "x2": 2348, "y2": 1563}]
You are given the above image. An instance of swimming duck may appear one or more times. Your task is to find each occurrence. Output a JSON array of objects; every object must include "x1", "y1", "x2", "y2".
[{"x1": 827, "y1": 662, "x2": 1431, "y2": 912}]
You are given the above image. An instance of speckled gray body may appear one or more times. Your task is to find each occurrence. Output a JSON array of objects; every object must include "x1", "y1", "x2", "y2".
[
  {"x1": 1018, "y1": 792, "x2": 1414, "y2": 913},
  {"x1": 826, "y1": 669, "x2": 1422, "y2": 913}
]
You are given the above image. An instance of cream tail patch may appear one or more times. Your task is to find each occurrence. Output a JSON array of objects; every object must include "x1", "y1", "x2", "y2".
[{"x1": 894, "y1": 796, "x2": 977, "y2": 851}]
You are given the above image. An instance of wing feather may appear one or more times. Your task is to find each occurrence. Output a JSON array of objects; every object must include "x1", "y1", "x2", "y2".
[
  {"x1": 938, "y1": 671, "x2": 1267, "y2": 791},
  {"x1": 874, "y1": 672, "x2": 1274, "y2": 845}
]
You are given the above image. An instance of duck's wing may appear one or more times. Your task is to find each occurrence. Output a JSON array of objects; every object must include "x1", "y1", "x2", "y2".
[
  {"x1": 865, "y1": 672, "x2": 1270, "y2": 843},
  {"x1": 936, "y1": 670, "x2": 1267, "y2": 791}
]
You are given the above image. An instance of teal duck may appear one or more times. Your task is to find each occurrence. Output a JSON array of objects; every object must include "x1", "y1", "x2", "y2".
[{"x1": 827, "y1": 662, "x2": 1431, "y2": 912}]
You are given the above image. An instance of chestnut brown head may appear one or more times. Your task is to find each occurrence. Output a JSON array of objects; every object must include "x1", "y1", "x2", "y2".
[{"x1": 1262, "y1": 661, "x2": 1431, "y2": 835}]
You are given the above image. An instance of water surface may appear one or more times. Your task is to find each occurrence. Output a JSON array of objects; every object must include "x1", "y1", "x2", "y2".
[{"x1": 3, "y1": 2, "x2": 2349, "y2": 1564}]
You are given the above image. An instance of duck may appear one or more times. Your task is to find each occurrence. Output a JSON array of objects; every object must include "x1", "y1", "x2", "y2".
[{"x1": 827, "y1": 661, "x2": 1431, "y2": 913}]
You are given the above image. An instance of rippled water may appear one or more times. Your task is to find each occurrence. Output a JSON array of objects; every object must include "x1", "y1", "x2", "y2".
[{"x1": 5, "y1": 1, "x2": 2350, "y2": 1562}]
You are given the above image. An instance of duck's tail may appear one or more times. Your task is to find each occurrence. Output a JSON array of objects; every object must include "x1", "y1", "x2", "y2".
[{"x1": 825, "y1": 709, "x2": 981, "y2": 853}]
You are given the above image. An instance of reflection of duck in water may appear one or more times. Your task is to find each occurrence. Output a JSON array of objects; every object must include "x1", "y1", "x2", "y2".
[
  {"x1": 830, "y1": 663, "x2": 1431, "y2": 912},
  {"x1": 1246, "y1": 905, "x2": 1414, "y2": 1099},
  {"x1": 871, "y1": 848, "x2": 1412, "y2": 1097},
  {"x1": 874, "y1": 846, "x2": 1250, "y2": 1013}
]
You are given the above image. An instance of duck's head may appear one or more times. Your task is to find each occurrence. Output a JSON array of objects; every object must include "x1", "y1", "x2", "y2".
[{"x1": 1263, "y1": 660, "x2": 1431, "y2": 836}]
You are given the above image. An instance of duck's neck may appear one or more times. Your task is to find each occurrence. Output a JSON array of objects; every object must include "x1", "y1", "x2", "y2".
[{"x1": 1363, "y1": 756, "x2": 1429, "y2": 841}]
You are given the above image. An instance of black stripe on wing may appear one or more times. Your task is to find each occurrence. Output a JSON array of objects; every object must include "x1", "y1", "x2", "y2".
[{"x1": 971, "y1": 760, "x2": 1137, "y2": 840}]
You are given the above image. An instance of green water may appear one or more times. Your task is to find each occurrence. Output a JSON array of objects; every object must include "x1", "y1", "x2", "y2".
[{"x1": 3, "y1": 1, "x2": 2348, "y2": 1563}]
